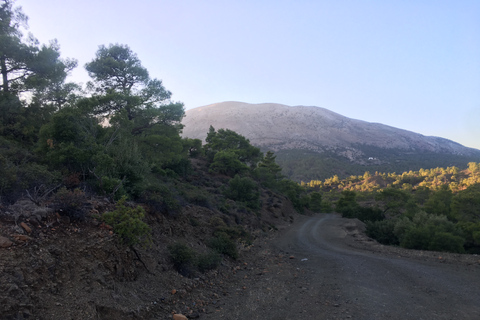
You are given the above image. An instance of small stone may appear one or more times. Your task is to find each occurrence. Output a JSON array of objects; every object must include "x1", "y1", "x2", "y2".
[
  {"x1": 12, "y1": 234, "x2": 32, "y2": 242},
  {"x1": 0, "y1": 235, "x2": 13, "y2": 248},
  {"x1": 171, "y1": 289, "x2": 177, "y2": 295},
  {"x1": 289, "y1": 255, "x2": 295, "y2": 259},
  {"x1": 172, "y1": 314, "x2": 187, "y2": 320},
  {"x1": 20, "y1": 222, "x2": 32, "y2": 233}
]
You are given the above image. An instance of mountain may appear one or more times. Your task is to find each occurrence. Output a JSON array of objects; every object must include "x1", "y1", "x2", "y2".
[{"x1": 182, "y1": 101, "x2": 480, "y2": 181}]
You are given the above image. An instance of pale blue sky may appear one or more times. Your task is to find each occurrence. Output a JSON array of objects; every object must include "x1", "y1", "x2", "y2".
[{"x1": 18, "y1": 0, "x2": 480, "y2": 149}]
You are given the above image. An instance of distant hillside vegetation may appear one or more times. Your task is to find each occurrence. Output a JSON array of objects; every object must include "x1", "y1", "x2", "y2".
[{"x1": 182, "y1": 102, "x2": 480, "y2": 181}]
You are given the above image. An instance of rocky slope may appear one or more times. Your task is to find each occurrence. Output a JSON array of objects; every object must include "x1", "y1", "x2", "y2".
[
  {"x1": 0, "y1": 158, "x2": 299, "y2": 319},
  {"x1": 182, "y1": 102, "x2": 476, "y2": 155}
]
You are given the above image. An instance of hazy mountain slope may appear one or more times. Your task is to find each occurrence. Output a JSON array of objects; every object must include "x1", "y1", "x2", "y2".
[{"x1": 182, "y1": 101, "x2": 480, "y2": 180}]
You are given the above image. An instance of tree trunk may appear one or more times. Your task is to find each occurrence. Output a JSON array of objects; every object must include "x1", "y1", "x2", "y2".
[{"x1": 1, "y1": 55, "x2": 8, "y2": 93}]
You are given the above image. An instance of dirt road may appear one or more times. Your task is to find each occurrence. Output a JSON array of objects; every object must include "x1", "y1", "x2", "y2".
[{"x1": 211, "y1": 214, "x2": 480, "y2": 319}]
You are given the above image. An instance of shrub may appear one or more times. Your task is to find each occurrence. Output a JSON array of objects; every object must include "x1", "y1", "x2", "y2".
[
  {"x1": 320, "y1": 200, "x2": 333, "y2": 213},
  {"x1": 208, "y1": 232, "x2": 238, "y2": 259},
  {"x1": 400, "y1": 226, "x2": 431, "y2": 250},
  {"x1": 428, "y1": 232, "x2": 465, "y2": 253},
  {"x1": 223, "y1": 175, "x2": 260, "y2": 210},
  {"x1": 196, "y1": 251, "x2": 222, "y2": 272},
  {"x1": 209, "y1": 151, "x2": 248, "y2": 176},
  {"x1": 336, "y1": 190, "x2": 359, "y2": 217},
  {"x1": 309, "y1": 192, "x2": 323, "y2": 213},
  {"x1": 458, "y1": 221, "x2": 480, "y2": 253},
  {"x1": 168, "y1": 242, "x2": 196, "y2": 273},
  {"x1": 141, "y1": 184, "x2": 181, "y2": 216},
  {"x1": 98, "y1": 176, "x2": 126, "y2": 200},
  {"x1": 366, "y1": 219, "x2": 399, "y2": 245},
  {"x1": 356, "y1": 206, "x2": 384, "y2": 222},
  {"x1": 277, "y1": 179, "x2": 305, "y2": 214},
  {"x1": 102, "y1": 196, "x2": 151, "y2": 247}
]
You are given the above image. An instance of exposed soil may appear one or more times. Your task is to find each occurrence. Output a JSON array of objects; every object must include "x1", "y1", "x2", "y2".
[{"x1": 2, "y1": 203, "x2": 480, "y2": 319}]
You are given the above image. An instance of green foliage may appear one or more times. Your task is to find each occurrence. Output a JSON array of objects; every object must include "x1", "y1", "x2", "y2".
[
  {"x1": 451, "y1": 184, "x2": 480, "y2": 222},
  {"x1": 335, "y1": 190, "x2": 358, "y2": 216},
  {"x1": 168, "y1": 242, "x2": 222, "y2": 274},
  {"x1": 356, "y1": 206, "x2": 384, "y2": 222},
  {"x1": 366, "y1": 219, "x2": 399, "y2": 245},
  {"x1": 254, "y1": 151, "x2": 283, "y2": 188},
  {"x1": 223, "y1": 175, "x2": 260, "y2": 210},
  {"x1": 168, "y1": 242, "x2": 196, "y2": 273},
  {"x1": 400, "y1": 226, "x2": 432, "y2": 250},
  {"x1": 277, "y1": 179, "x2": 306, "y2": 213},
  {"x1": 210, "y1": 150, "x2": 248, "y2": 176},
  {"x1": 0, "y1": 1, "x2": 76, "y2": 96},
  {"x1": 38, "y1": 106, "x2": 103, "y2": 172},
  {"x1": 208, "y1": 232, "x2": 238, "y2": 260},
  {"x1": 428, "y1": 232, "x2": 465, "y2": 253},
  {"x1": 183, "y1": 138, "x2": 203, "y2": 158},
  {"x1": 141, "y1": 184, "x2": 181, "y2": 216},
  {"x1": 396, "y1": 212, "x2": 465, "y2": 253},
  {"x1": 102, "y1": 196, "x2": 152, "y2": 247},
  {"x1": 458, "y1": 222, "x2": 480, "y2": 253},
  {"x1": 309, "y1": 192, "x2": 323, "y2": 213},
  {"x1": 0, "y1": 2, "x2": 77, "y2": 145},
  {"x1": 204, "y1": 127, "x2": 261, "y2": 167},
  {"x1": 196, "y1": 251, "x2": 222, "y2": 273},
  {"x1": 0, "y1": 137, "x2": 61, "y2": 203},
  {"x1": 424, "y1": 185, "x2": 453, "y2": 219},
  {"x1": 182, "y1": 186, "x2": 212, "y2": 209},
  {"x1": 85, "y1": 44, "x2": 184, "y2": 134},
  {"x1": 375, "y1": 188, "x2": 410, "y2": 216}
]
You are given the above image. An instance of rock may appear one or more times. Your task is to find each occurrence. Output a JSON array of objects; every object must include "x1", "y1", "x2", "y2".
[
  {"x1": 171, "y1": 289, "x2": 177, "y2": 295},
  {"x1": 20, "y1": 222, "x2": 32, "y2": 233},
  {"x1": 0, "y1": 235, "x2": 13, "y2": 248},
  {"x1": 289, "y1": 255, "x2": 295, "y2": 259},
  {"x1": 12, "y1": 234, "x2": 32, "y2": 242},
  {"x1": 173, "y1": 314, "x2": 187, "y2": 320}
]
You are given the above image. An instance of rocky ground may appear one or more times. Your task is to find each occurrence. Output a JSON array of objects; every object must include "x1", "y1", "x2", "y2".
[{"x1": 2, "y1": 196, "x2": 480, "y2": 319}]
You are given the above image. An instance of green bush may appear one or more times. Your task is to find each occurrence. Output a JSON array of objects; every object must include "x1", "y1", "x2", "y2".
[
  {"x1": 458, "y1": 221, "x2": 480, "y2": 253},
  {"x1": 366, "y1": 219, "x2": 399, "y2": 245},
  {"x1": 102, "y1": 196, "x2": 152, "y2": 247},
  {"x1": 309, "y1": 192, "x2": 323, "y2": 213},
  {"x1": 215, "y1": 225, "x2": 252, "y2": 246},
  {"x1": 168, "y1": 242, "x2": 196, "y2": 271},
  {"x1": 223, "y1": 175, "x2": 260, "y2": 210},
  {"x1": 356, "y1": 206, "x2": 384, "y2": 222},
  {"x1": 428, "y1": 232, "x2": 465, "y2": 253},
  {"x1": 196, "y1": 251, "x2": 222, "y2": 272},
  {"x1": 336, "y1": 190, "x2": 359, "y2": 217},
  {"x1": 400, "y1": 226, "x2": 431, "y2": 250},
  {"x1": 277, "y1": 179, "x2": 305, "y2": 214},
  {"x1": 320, "y1": 200, "x2": 333, "y2": 213},
  {"x1": 209, "y1": 151, "x2": 248, "y2": 176},
  {"x1": 141, "y1": 184, "x2": 181, "y2": 216},
  {"x1": 208, "y1": 232, "x2": 238, "y2": 259}
]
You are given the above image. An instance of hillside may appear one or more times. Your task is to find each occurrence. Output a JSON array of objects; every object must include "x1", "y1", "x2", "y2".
[{"x1": 182, "y1": 102, "x2": 480, "y2": 181}]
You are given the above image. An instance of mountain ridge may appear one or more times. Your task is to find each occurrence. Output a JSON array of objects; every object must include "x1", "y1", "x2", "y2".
[
  {"x1": 182, "y1": 101, "x2": 477, "y2": 155},
  {"x1": 181, "y1": 102, "x2": 480, "y2": 180}
]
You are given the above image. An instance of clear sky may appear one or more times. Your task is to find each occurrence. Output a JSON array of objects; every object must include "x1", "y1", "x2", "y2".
[{"x1": 18, "y1": 0, "x2": 480, "y2": 149}]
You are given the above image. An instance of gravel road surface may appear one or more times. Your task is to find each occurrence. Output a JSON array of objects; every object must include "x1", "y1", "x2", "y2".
[
  {"x1": 211, "y1": 213, "x2": 480, "y2": 319},
  {"x1": 274, "y1": 214, "x2": 480, "y2": 319}
]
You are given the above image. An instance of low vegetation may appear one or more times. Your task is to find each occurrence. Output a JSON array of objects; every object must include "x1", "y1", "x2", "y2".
[{"x1": 303, "y1": 163, "x2": 480, "y2": 254}]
